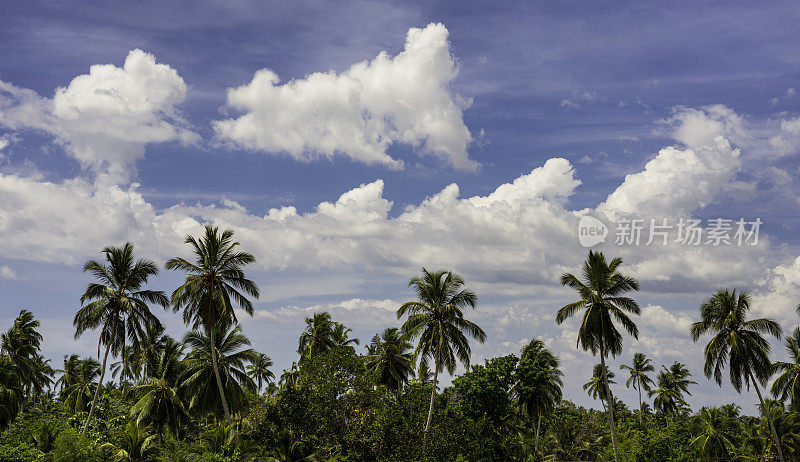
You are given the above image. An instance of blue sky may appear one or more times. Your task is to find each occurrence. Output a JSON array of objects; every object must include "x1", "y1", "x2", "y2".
[{"x1": 2, "y1": 0, "x2": 800, "y2": 414}]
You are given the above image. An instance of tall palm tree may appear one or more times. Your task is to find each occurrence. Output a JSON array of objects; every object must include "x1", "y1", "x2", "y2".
[
  {"x1": 166, "y1": 225, "x2": 260, "y2": 426},
  {"x1": 246, "y1": 353, "x2": 275, "y2": 394},
  {"x1": 690, "y1": 288, "x2": 784, "y2": 462},
  {"x1": 514, "y1": 339, "x2": 563, "y2": 456},
  {"x1": 365, "y1": 327, "x2": 415, "y2": 392},
  {"x1": 74, "y1": 242, "x2": 168, "y2": 435},
  {"x1": 584, "y1": 364, "x2": 616, "y2": 412},
  {"x1": 556, "y1": 250, "x2": 640, "y2": 462},
  {"x1": 0, "y1": 356, "x2": 23, "y2": 429},
  {"x1": 182, "y1": 323, "x2": 258, "y2": 420},
  {"x1": 131, "y1": 337, "x2": 188, "y2": 445},
  {"x1": 620, "y1": 352, "x2": 654, "y2": 425},
  {"x1": 297, "y1": 312, "x2": 336, "y2": 361},
  {"x1": 63, "y1": 357, "x2": 101, "y2": 413},
  {"x1": 56, "y1": 354, "x2": 81, "y2": 395},
  {"x1": 772, "y1": 327, "x2": 800, "y2": 409},
  {"x1": 397, "y1": 268, "x2": 486, "y2": 450}
]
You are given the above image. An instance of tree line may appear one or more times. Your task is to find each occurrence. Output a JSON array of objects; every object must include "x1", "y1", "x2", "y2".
[{"x1": 0, "y1": 228, "x2": 799, "y2": 461}]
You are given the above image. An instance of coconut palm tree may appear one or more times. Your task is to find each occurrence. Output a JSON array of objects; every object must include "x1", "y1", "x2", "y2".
[
  {"x1": 365, "y1": 327, "x2": 415, "y2": 392},
  {"x1": 332, "y1": 323, "x2": 360, "y2": 349},
  {"x1": 55, "y1": 354, "x2": 81, "y2": 395},
  {"x1": 620, "y1": 352, "x2": 654, "y2": 425},
  {"x1": 1, "y1": 310, "x2": 44, "y2": 395},
  {"x1": 246, "y1": 353, "x2": 275, "y2": 394},
  {"x1": 556, "y1": 250, "x2": 640, "y2": 462},
  {"x1": 182, "y1": 323, "x2": 258, "y2": 420},
  {"x1": 74, "y1": 242, "x2": 168, "y2": 435},
  {"x1": 690, "y1": 288, "x2": 784, "y2": 462},
  {"x1": 0, "y1": 356, "x2": 23, "y2": 429},
  {"x1": 584, "y1": 364, "x2": 616, "y2": 412},
  {"x1": 397, "y1": 268, "x2": 486, "y2": 450},
  {"x1": 772, "y1": 327, "x2": 800, "y2": 409},
  {"x1": 63, "y1": 357, "x2": 101, "y2": 413},
  {"x1": 99, "y1": 421, "x2": 158, "y2": 462},
  {"x1": 131, "y1": 337, "x2": 188, "y2": 444},
  {"x1": 166, "y1": 225, "x2": 260, "y2": 427},
  {"x1": 513, "y1": 339, "x2": 563, "y2": 456},
  {"x1": 649, "y1": 367, "x2": 689, "y2": 417},
  {"x1": 691, "y1": 407, "x2": 736, "y2": 460},
  {"x1": 298, "y1": 312, "x2": 336, "y2": 362}
]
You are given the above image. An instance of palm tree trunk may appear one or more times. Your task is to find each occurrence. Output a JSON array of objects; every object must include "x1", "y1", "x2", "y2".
[
  {"x1": 638, "y1": 381, "x2": 643, "y2": 426},
  {"x1": 600, "y1": 353, "x2": 620, "y2": 462},
  {"x1": 422, "y1": 359, "x2": 439, "y2": 452},
  {"x1": 534, "y1": 413, "x2": 541, "y2": 459},
  {"x1": 748, "y1": 370, "x2": 784, "y2": 462},
  {"x1": 82, "y1": 340, "x2": 111, "y2": 436},
  {"x1": 209, "y1": 325, "x2": 233, "y2": 427}
]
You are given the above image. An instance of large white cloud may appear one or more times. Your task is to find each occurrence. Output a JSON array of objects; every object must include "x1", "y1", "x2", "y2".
[
  {"x1": 213, "y1": 23, "x2": 476, "y2": 171},
  {"x1": 0, "y1": 49, "x2": 197, "y2": 183}
]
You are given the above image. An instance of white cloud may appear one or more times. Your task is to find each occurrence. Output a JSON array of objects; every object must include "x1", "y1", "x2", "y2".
[
  {"x1": 0, "y1": 50, "x2": 198, "y2": 183},
  {"x1": 213, "y1": 23, "x2": 476, "y2": 171},
  {"x1": 0, "y1": 265, "x2": 17, "y2": 280},
  {"x1": 768, "y1": 115, "x2": 800, "y2": 157},
  {"x1": 600, "y1": 106, "x2": 743, "y2": 218}
]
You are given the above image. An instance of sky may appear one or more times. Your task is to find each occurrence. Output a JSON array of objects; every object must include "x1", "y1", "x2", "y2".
[{"x1": 2, "y1": 0, "x2": 800, "y2": 415}]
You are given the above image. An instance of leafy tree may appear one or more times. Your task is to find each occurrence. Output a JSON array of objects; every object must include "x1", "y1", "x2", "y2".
[
  {"x1": 556, "y1": 250, "x2": 640, "y2": 462},
  {"x1": 247, "y1": 353, "x2": 275, "y2": 394},
  {"x1": 620, "y1": 352, "x2": 654, "y2": 425},
  {"x1": 73, "y1": 242, "x2": 168, "y2": 435},
  {"x1": 0, "y1": 356, "x2": 23, "y2": 429},
  {"x1": 365, "y1": 328, "x2": 415, "y2": 392},
  {"x1": 1, "y1": 310, "x2": 49, "y2": 398},
  {"x1": 772, "y1": 327, "x2": 800, "y2": 409},
  {"x1": 690, "y1": 288, "x2": 785, "y2": 462},
  {"x1": 513, "y1": 339, "x2": 562, "y2": 455},
  {"x1": 166, "y1": 225, "x2": 260, "y2": 426},
  {"x1": 397, "y1": 268, "x2": 486, "y2": 450},
  {"x1": 182, "y1": 323, "x2": 258, "y2": 419}
]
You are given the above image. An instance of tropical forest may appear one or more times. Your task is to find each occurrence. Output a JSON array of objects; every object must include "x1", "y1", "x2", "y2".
[{"x1": 0, "y1": 226, "x2": 799, "y2": 461}]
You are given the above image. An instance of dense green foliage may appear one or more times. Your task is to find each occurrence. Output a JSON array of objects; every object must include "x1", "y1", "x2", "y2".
[{"x1": 2, "y1": 241, "x2": 800, "y2": 461}]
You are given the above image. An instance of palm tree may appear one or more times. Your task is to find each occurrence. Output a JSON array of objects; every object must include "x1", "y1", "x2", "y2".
[
  {"x1": 620, "y1": 352, "x2": 654, "y2": 425},
  {"x1": 55, "y1": 354, "x2": 81, "y2": 395},
  {"x1": 690, "y1": 288, "x2": 784, "y2": 462},
  {"x1": 513, "y1": 339, "x2": 563, "y2": 456},
  {"x1": 166, "y1": 225, "x2": 260, "y2": 427},
  {"x1": 0, "y1": 356, "x2": 23, "y2": 429},
  {"x1": 182, "y1": 323, "x2": 258, "y2": 420},
  {"x1": 416, "y1": 362, "x2": 434, "y2": 384},
  {"x1": 246, "y1": 353, "x2": 275, "y2": 394},
  {"x1": 99, "y1": 421, "x2": 158, "y2": 462},
  {"x1": 556, "y1": 250, "x2": 640, "y2": 462},
  {"x1": 298, "y1": 312, "x2": 336, "y2": 361},
  {"x1": 131, "y1": 337, "x2": 188, "y2": 445},
  {"x1": 332, "y1": 323, "x2": 359, "y2": 348},
  {"x1": 74, "y1": 242, "x2": 168, "y2": 435},
  {"x1": 63, "y1": 357, "x2": 101, "y2": 413},
  {"x1": 1, "y1": 310, "x2": 44, "y2": 395},
  {"x1": 772, "y1": 327, "x2": 800, "y2": 409},
  {"x1": 397, "y1": 268, "x2": 486, "y2": 450},
  {"x1": 584, "y1": 364, "x2": 616, "y2": 412},
  {"x1": 691, "y1": 407, "x2": 736, "y2": 460},
  {"x1": 365, "y1": 327, "x2": 415, "y2": 392}
]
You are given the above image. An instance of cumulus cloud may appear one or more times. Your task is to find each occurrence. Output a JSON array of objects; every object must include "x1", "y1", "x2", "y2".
[
  {"x1": 214, "y1": 23, "x2": 476, "y2": 171},
  {"x1": 0, "y1": 49, "x2": 197, "y2": 183},
  {"x1": 599, "y1": 106, "x2": 743, "y2": 218}
]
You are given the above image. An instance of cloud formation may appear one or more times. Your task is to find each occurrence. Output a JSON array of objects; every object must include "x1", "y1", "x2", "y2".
[
  {"x1": 214, "y1": 23, "x2": 476, "y2": 170},
  {"x1": 0, "y1": 49, "x2": 197, "y2": 183}
]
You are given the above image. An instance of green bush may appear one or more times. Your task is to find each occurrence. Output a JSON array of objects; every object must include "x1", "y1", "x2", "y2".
[{"x1": 51, "y1": 428, "x2": 100, "y2": 462}]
